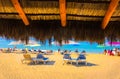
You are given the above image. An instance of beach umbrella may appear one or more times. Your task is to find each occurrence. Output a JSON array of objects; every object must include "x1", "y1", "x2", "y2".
[
  {"x1": 8, "y1": 40, "x2": 40, "y2": 49},
  {"x1": 97, "y1": 44, "x2": 105, "y2": 48},
  {"x1": 24, "y1": 40, "x2": 41, "y2": 49},
  {"x1": 25, "y1": 44, "x2": 41, "y2": 47},
  {"x1": 9, "y1": 40, "x2": 39, "y2": 45},
  {"x1": 8, "y1": 40, "x2": 23, "y2": 45},
  {"x1": 105, "y1": 42, "x2": 120, "y2": 46},
  {"x1": 24, "y1": 40, "x2": 40, "y2": 46},
  {"x1": 8, "y1": 40, "x2": 24, "y2": 50},
  {"x1": 24, "y1": 43, "x2": 41, "y2": 52},
  {"x1": 51, "y1": 40, "x2": 80, "y2": 51},
  {"x1": 51, "y1": 40, "x2": 80, "y2": 46}
]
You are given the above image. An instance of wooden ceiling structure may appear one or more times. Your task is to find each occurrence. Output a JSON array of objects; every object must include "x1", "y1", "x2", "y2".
[
  {"x1": 0, "y1": 0, "x2": 120, "y2": 43},
  {"x1": 0, "y1": 0, "x2": 120, "y2": 29}
]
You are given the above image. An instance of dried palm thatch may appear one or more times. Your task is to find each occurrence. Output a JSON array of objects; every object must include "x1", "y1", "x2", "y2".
[
  {"x1": 105, "y1": 21, "x2": 120, "y2": 42},
  {"x1": 0, "y1": 19, "x2": 105, "y2": 44},
  {"x1": 0, "y1": 20, "x2": 120, "y2": 44}
]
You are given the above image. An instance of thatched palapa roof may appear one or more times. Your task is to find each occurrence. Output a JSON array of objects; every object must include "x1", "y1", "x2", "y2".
[{"x1": 0, "y1": 0, "x2": 120, "y2": 44}]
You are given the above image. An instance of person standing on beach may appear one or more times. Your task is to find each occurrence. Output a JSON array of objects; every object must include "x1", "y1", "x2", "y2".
[
  {"x1": 75, "y1": 49, "x2": 78, "y2": 53},
  {"x1": 25, "y1": 48, "x2": 28, "y2": 53},
  {"x1": 116, "y1": 48, "x2": 120, "y2": 56},
  {"x1": 103, "y1": 49, "x2": 107, "y2": 55},
  {"x1": 13, "y1": 46, "x2": 17, "y2": 51},
  {"x1": 81, "y1": 50, "x2": 86, "y2": 55},
  {"x1": 58, "y1": 48, "x2": 61, "y2": 53}
]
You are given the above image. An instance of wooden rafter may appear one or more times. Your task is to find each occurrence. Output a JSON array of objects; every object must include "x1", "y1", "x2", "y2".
[
  {"x1": 59, "y1": 0, "x2": 66, "y2": 27},
  {"x1": 101, "y1": 0, "x2": 119, "y2": 29},
  {"x1": 11, "y1": 0, "x2": 29, "y2": 26}
]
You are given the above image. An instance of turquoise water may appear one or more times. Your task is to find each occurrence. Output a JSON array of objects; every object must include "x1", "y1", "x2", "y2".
[{"x1": 0, "y1": 37, "x2": 120, "y2": 53}]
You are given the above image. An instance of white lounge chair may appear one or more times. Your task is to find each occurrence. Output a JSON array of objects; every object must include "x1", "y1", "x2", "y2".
[
  {"x1": 36, "y1": 54, "x2": 49, "y2": 64},
  {"x1": 63, "y1": 54, "x2": 72, "y2": 65},
  {"x1": 76, "y1": 54, "x2": 87, "y2": 65}
]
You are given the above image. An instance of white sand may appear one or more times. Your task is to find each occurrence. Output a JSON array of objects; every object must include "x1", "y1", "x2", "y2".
[{"x1": 0, "y1": 52, "x2": 120, "y2": 79}]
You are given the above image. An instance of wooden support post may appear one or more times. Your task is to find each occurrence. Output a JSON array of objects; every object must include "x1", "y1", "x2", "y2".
[
  {"x1": 101, "y1": 0, "x2": 119, "y2": 29},
  {"x1": 11, "y1": 0, "x2": 29, "y2": 26},
  {"x1": 59, "y1": 0, "x2": 66, "y2": 27}
]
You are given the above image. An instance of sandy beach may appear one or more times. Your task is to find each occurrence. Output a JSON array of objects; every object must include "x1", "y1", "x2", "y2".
[{"x1": 0, "y1": 52, "x2": 120, "y2": 79}]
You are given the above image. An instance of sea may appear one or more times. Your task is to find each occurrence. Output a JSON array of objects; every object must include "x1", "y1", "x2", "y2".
[{"x1": 0, "y1": 37, "x2": 120, "y2": 53}]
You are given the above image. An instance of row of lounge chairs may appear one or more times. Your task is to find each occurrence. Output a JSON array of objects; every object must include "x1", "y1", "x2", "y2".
[
  {"x1": 22, "y1": 49, "x2": 53, "y2": 55},
  {"x1": 21, "y1": 53, "x2": 49, "y2": 64},
  {"x1": 21, "y1": 53, "x2": 87, "y2": 65},
  {"x1": 63, "y1": 53, "x2": 87, "y2": 65}
]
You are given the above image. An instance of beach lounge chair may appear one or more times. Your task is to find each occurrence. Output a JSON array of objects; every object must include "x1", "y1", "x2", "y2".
[
  {"x1": 21, "y1": 53, "x2": 36, "y2": 64},
  {"x1": 76, "y1": 54, "x2": 87, "y2": 65},
  {"x1": 63, "y1": 54, "x2": 72, "y2": 65},
  {"x1": 36, "y1": 54, "x2": 49, "y2": 64},
  {"x1": 70, "y1": 53, "x2": 79, "y2": 59}
]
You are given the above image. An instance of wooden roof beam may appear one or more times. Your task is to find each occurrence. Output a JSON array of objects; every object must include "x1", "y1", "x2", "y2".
[
  {"x1": 11, "y1": 0, "x2": 29, "y2": 26},
  {"x1": 101, "y1": 0, "x2": 119, "y2": 29},
  {"x1": 59, "y1": 0, "x2": 66, "y2": 27}
]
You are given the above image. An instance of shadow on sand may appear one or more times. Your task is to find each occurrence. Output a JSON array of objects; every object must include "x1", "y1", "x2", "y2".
[
  {"x1": 73, "y1": 62, "x2": 98, "y2": 67},
  {"x1": 28, "y1": 61, "x2": 55, "y2": 65}
]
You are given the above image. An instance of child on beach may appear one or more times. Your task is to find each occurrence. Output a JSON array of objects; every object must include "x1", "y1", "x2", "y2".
[{"x1": 103, "y1": 49, "x2": 107, "y2": 55}]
